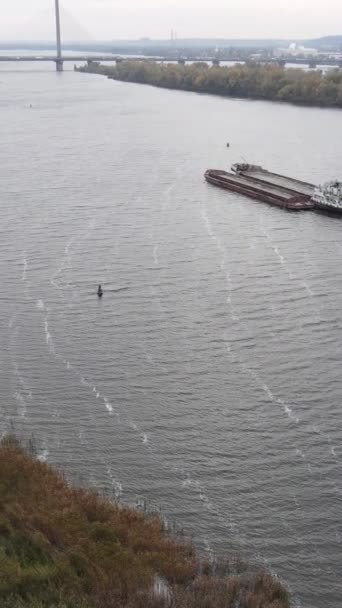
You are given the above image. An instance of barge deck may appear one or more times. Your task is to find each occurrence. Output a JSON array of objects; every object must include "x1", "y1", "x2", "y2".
[
  {"x1": 231, "y1": 163, "x2": 315, "y2": 198},
  {"x1": 205, "y1": 169, "x2": 314, "y2": 210}
]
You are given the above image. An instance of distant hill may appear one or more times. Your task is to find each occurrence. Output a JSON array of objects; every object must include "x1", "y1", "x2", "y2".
[
  {"x1": 1, "y1": 35, "x2": 342, "y2": 53},
  {"x1": 308, "y1": 35, "x2": 342, "y2": 49},
  {"x1": 0, "y1": 38, "x2": 292, "y2": 52}
]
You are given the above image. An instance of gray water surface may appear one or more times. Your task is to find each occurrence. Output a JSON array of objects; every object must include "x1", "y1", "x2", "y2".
[{"x1": 1, "y1": 63, "x2": 342, "y2": 608}]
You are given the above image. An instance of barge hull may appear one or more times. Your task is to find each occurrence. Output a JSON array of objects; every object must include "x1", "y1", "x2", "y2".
[{"x1": 205, "y1": 170, "x2": 314, "y2": 210}]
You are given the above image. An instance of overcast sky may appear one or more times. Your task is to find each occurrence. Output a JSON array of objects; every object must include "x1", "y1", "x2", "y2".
[{"x1": 0, "y1": 0, "x2": 341, "y2": 40}]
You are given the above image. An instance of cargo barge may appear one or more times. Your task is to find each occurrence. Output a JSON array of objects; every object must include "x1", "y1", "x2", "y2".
[
  {"x1": 231, "y1": 163, "x2": 315, "y2": 199},
  {"x1": 204, "y1": 169, "x2": 314, "y2": 210}
]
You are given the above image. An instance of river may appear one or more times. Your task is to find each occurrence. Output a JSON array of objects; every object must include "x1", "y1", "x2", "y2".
[{"x1": 1, "y1": 59, "x2": 342, "y2": 608}]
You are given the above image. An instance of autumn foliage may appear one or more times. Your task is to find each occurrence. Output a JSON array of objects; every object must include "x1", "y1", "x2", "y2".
[{"x1": 78, "y1": 60, "x2": 342, "y2": 107}]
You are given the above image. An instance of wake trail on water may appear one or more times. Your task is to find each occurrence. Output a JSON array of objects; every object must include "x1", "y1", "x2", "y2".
[
  {"x1": 8, "y1": 318, "x2": 33, "y2": 422},
  {"x1": 12, "y1": 196, "x2": 338, "y2": 591},
  {"x1": 259, "y1": 219, "x2": 316, "y2": 298},
  {"x1": 200, "y1": 203, "x2": 341, "y2": 473},
  {"x1": 201, "y1": 204, "x2": 240, "y2": 319},
  {"x1": 22, "y1": 251, "x2": 28, "y2": 282},
  {"x1": 139, "y1": 341, "x2": 169, "y2": 373},
  {"x1": 125, "y1": 417, "x2": 251, "y2": 556},
  {"x1": 201, "y1": 202, "x2": 298, "y2": 418},
  {"x1": 30, "y1": 290, "x2": 338, "y2": 577},
  {"x1": 125, "y1": 421, "x2": 311, "y2": 601},
  {"x1": 153, "y1": 244, "x2": 159, "y2": 265},
  {"x1": 50, "y1": 214, "x2": 96, "y2": 296},
  {"x1": 32, "y1": 321, "x2": 124, "y2": 493},
  {"x1": 150, "y1": 159, "x2": 191, "y2": 270},
  {"x1": 198, "y1": 204, "x2": 341, "y2": 584},
  {"x1": 258, "y1": 220, "x2": 340, "y2": 462},
  {"x1": 16, "y1": 239, "x2": 130, "y2": 493}
]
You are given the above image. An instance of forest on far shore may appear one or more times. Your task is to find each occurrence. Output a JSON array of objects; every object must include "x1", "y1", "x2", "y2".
[{"x1": 78, "y1": 60, "x2": 342, "y2": 107}]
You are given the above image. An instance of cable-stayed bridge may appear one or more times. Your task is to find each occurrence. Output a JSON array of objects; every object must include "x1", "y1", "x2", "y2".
[
  {"x1": 0, "y1": 0, "x2": 117, "y2": 71},
  {"x1": 1, "y1": 1, "x2": 342, "y2": 71}
]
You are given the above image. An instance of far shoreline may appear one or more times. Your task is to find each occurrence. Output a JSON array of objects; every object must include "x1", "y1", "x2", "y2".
[{"x1": 76, "y1": 60, "x2": 342, "y2": 110}]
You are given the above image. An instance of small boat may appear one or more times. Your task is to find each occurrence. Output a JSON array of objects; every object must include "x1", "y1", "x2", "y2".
[{"x1": 97, "y1": 285, "x2": 103, "y2": 298}]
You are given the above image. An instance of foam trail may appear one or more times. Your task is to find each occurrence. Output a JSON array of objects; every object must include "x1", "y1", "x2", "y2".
[
  {"x1": 14, "y1": 391, "x2": 27, "y2": 418},
  {"x1": 260, "y1": 222, "x2": 316, "y2": 297},
  {"x1": 182, "y1": 474, "x2": 192, "y2": 488},
  {"x1": 37, "y1": 447, "x2": 49, "y2": 462},
  {"x1": 226, "y1": 344, "x2": 299, "y2": 423},
  {"x1": 162, "y1": 183, "x2": 175, "y2": 211},
  {"x1": 274, "y1": 247, "x2": 284, "y2": 265},
  {"x1": 50, "y1": 237, "x2": 74, "y2": 292},
  {"x1": 140, "y1": 342, "x2": 168, "y2": 372},
  {"x1": 36, "y1": 299, "x2": 45, "y2": 310},
  {"x1": 153, "y1": 244, "x2": 159, "y2": 265},
  {"x1": 103, "y1": 397, "x2": 113, "y2": 413},
  {"x1": 201, "y1": 203, "x2": 240, "y2": 321},
  {"x1": 75, "y1": 371, "x2": 119, "y2": 419},
  {"x1": 8, "y1": 313, "x2": 17, "y2": 329},
  {"x1": 13, "y1": 362, "x2": 32, "y2": 399},
  {"x1": 259, "y1": 223, "x2": 294, "y2": 279},
  {"x1": 44, "y1": 315, "x2": 54, "y2": 353},
  {"x1": 22, "y1": 252, "x2": 28, "y2": 281},
  {"x1": 124, "y1": 421, "x2": 253, "y2": 552},
  {"x1": 107, "y1": 467, "x2": 123, "y2": 500},
  {"x1": 203, "y1": 538, "x2": 215, "y2": 561},
  {"x1": 303, "y1": 281, "x2": 314, "y2": 296}
]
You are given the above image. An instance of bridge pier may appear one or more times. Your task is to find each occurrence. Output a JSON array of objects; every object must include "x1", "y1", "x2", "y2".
[{"x1": 56, "y1": 59, "x2": 63, "y2": 72}]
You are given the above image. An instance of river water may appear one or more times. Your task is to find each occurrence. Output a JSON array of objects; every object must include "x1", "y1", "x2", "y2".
[{"x1": 1, "y1": 60, "x2": 342, "y2": 608}]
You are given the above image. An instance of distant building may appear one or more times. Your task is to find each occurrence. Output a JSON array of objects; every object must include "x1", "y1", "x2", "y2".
[{"x1": 275, "y1": 43, "x2": 318, "y2": 57}]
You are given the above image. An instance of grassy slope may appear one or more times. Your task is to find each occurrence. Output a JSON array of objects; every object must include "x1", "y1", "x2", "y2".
[{"x1": 0, "y1": 438, "x2": 289, "y2": 608}]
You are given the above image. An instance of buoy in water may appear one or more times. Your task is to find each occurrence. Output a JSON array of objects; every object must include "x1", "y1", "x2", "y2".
[{"x1": 97, "y1": 285, "x2": 103, "y2": 298}]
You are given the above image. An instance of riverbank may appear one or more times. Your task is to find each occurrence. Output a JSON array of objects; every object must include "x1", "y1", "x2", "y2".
[
  {"x1": 76, "y1": 60, "x2": 342, "y2": 108},
  {"x1": 0, "y1": 436, "x2": 289, "y2": 608}
]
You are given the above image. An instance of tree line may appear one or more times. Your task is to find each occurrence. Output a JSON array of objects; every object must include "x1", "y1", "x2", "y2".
[{"x1": 77, "y1": 60, "x2": 342, "y2": 107}]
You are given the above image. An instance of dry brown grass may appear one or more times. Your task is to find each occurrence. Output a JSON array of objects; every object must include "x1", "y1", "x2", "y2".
[{"x1": 0, "y1": 437, "x2": 290, "y2": 608}]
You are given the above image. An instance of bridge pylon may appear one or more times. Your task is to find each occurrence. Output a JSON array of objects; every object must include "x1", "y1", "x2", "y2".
[{"x1": 55, "y1": 0, "x2": 63, "y2": 72}]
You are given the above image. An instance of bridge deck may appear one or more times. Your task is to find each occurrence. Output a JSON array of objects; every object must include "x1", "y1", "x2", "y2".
[
  {"x1": 0, "y1": 55, "x2": 118, "y2": 62},
  {"x1": 0, "y1": 55, "x2": 341, "y2": 66}
]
